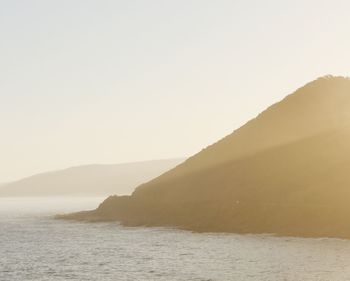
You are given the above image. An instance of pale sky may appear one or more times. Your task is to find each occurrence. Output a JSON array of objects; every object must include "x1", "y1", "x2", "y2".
[{"x1": 1, "y1": 0, "x2": 350, "y2": 182}]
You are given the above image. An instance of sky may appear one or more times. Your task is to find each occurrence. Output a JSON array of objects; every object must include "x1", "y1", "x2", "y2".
[{"x1": 1, "y1": 0, "x2": 350, "y2": 182}]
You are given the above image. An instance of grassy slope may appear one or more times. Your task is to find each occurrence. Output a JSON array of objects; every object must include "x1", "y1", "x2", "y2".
[{"x1": 63, "y1": 77, "x2": 350, "y2": 238}]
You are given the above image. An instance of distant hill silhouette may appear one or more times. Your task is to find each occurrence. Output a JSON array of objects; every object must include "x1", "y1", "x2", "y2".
[
  {"x1": 61, "y1": 76, "x2": 350, "y2": 238},
  {"x1": 0, "y1": 159, "x2": 184, "y2": 197}
]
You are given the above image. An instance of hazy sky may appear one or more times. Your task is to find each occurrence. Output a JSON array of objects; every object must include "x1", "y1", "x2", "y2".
[{"x1": 1, "y1": 0, "x2": 350, "y2": 182}]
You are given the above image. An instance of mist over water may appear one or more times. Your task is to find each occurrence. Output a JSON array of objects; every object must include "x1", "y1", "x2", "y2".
[
  {"x1": 1, "y1": 198, "x2": 350, "y2": 281},
  {"x1": 0, "y1": 197, "x2": 104, "y2": 217}
]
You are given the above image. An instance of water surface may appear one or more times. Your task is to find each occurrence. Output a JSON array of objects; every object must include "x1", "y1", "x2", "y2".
[{"x1": 1, "y1": 198, "x2": 350, "y2": 281}]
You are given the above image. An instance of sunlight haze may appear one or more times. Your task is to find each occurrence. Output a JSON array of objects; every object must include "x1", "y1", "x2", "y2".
[{"x1": 1, "y1": 0, "x2": 350, "y2": 181}]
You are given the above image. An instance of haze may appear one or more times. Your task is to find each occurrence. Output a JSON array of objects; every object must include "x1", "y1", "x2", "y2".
[{"x1": 1, "y1": 0, "x2": 350, "y2": 182}]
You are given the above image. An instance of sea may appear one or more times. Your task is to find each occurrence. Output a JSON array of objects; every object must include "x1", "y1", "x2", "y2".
[{"x1": 1, "y1": 197, "x2": 350, "y2": 281}]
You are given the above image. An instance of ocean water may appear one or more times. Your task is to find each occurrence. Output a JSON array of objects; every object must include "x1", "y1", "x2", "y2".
[{"x1": 1, "y1": 198, "x2": 350, "y2": 281}]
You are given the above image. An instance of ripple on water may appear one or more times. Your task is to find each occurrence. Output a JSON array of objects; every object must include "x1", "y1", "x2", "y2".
[{"x1": 1, "y1": 198, "x2": 350, "y2": 281}]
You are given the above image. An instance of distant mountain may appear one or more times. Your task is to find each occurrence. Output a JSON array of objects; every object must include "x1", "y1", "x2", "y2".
[
  {"x1": 62, "y1": 76, "x2": 350, "y2": 239},
  {"x1": 0, "y1": 159, "x2": 185, "y2": 197}
]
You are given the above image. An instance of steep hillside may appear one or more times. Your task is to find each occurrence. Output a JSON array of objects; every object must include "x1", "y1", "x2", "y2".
[{"x1": 62, "y1": 76, "x2": 350, "y2": 238}]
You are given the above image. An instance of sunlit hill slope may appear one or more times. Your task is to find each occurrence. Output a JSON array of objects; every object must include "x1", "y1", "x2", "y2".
[{"x1": 63, "y1": 76, "x2": 350, "y2": 238}]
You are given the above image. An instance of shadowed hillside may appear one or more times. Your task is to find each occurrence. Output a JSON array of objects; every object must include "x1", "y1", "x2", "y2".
[
  {"x1": 61, "y1": 76, "x2": 350, "y2": 238},
  {"x1": 0, "y1": 159, "x2": 184, "y2": 197}
]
